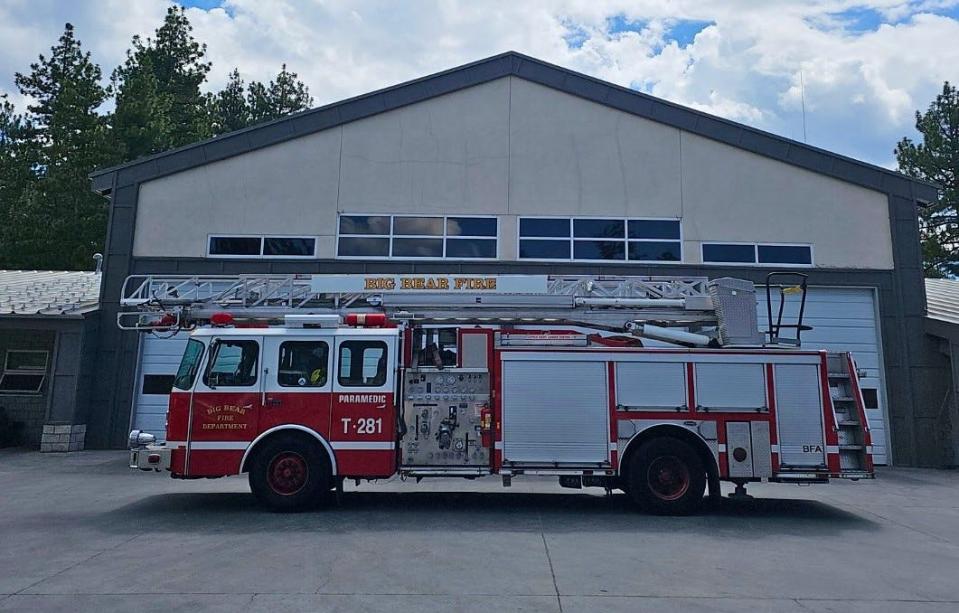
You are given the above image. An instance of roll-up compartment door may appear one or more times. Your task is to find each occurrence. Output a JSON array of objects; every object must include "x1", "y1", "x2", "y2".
[
  {"x1": 501, "y1": 359, "x2": 609, "y2": 464},
  {"x1": 775, "y1": 364, "x2": 827, "y2": 468}
]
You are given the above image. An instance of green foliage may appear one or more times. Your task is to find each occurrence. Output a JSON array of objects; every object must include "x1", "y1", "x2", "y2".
[
  {"x1": 2, "y1": 23, "x2": 111, "y2": 270},
  {"x1": 895, "y1": 82, "x2": 959, "y2": 278},
  {"x1": 210, "y1": 68, "x2": 250, "y2": 134},
  {"x1": 110, "y1": 5, "x2": 211, "y2": 160},
  {"x1": 0, "y1": 9, "x2": 315, "y2": 270},
  {"x1": 248, "y1": 64, "x2": 313, "y2": 124}
]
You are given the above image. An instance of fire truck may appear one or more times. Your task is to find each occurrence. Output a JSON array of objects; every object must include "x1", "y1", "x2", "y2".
[{"x1": 122, "y1": 272, "x2": 874, "y2": 514}]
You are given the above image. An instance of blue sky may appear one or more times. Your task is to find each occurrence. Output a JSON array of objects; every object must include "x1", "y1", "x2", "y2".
[{"x1": 2, "y1": 1, "x2": 958, "y2": 169}]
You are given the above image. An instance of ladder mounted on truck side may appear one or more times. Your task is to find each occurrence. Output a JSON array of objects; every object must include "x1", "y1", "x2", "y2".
[{"x1": 116, "y1": 273, "x2": 803, "y2": 348}]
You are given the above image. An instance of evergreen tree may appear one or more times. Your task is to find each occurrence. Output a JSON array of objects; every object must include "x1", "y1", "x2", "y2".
[
  {"x1": 211, "y1": 68, "x2": 251, "y2": 134},
  {"x1": 111, "y1": 5, "x2": 211, "y2": 161},
  {"x1": 5, "y1": 23, "x2": 111, "y2": 270},
  {"x1": 248, "y1": 64, "x2": 313, "y2": 124},
  {"x1": 896, "y1": 82, "x2": 959, "y2": 278},
  {"x1": 0, "y1": 95, "x2": 36, "y2": 266}
]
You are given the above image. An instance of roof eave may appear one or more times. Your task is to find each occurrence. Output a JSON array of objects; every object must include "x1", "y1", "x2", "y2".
[{"x1": 87, "y1": 50, "x2": 939, "y2": 203}]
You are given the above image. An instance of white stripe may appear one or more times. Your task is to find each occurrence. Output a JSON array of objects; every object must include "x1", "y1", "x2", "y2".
[
  {"x1": 608, "y1": 442, "x2": 618, "y2": 451},
  {"x1": 718, "y1": 444, "x2": 727, "y2": 452},
  {"x1": 826, "y1": 445, "x2": 840, "y2": 454},
  {"x1": 770, "y1": 444, "x2": 780, "y2": 453},
  {"x1": 330, "y1": 441, "x2": 395, "y2": 450},
  {"x1": 190, "y1": 441, "x2": 248, "y2": 450},
  {"x1": 494, "y1": 441, "x2": 503, "y2": 450},
  {"x1": 165, "y1": 441, "x2": 186, "y2": 448},
  {"x1": 866, "y1": 445, "x2": 874, "y2": 454}
]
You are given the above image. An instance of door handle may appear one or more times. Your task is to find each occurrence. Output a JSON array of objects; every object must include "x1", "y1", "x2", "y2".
[{"x1": 265, "y1": 397, "x2": 282, "y2": 407}]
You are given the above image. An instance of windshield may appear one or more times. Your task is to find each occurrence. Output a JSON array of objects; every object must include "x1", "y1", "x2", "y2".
[{"x1": 172, "y1": 339, "x2": 205, "y2": 391}]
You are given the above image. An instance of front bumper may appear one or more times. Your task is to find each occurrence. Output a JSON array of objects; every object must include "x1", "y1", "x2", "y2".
[{"x1": 129, "y1": 444, "x2": 172, "y2": 472}]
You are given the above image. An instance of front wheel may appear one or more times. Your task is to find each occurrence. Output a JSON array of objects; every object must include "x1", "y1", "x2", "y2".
[
  {"x1": 626, "y1": 437, "x2": 706, "y2": 515},
  {"x1": 248, "y1": 434, "x2": 332, "y2": 512}
]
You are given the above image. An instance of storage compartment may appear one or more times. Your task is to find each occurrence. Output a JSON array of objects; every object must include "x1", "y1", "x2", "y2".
[
  {"x1": 501, "y1": 358, "x2": 609, "y2": 465},
  {"x1": 695, "y1": 363, "x2": 766, "y2": 412},
  {"x1": 615, "y1": 361, "x2": 687, "y2": 411}
]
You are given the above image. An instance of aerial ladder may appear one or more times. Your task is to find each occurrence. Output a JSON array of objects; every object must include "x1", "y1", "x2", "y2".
[{"x1": 117, "y1": 272, "x2": 778, "y2": 348}]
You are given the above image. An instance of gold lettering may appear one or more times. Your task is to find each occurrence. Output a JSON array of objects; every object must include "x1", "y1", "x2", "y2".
[{"x1": 365, "y1": 277, "x2": 396, "y2": 290}]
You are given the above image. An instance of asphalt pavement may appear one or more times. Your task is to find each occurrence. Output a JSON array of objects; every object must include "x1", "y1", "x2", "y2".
[{"x1": 0, "y1": 449, "x2": 957, "y2": 612}]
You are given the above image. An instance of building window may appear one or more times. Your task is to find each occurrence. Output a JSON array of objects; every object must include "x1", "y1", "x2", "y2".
[
  {"x1": 518, "y1": 217, "x2": 681, "y2": 262},
  {"x1": 336, "y1": 215, "x2": 497, "y2": 259},
  {"x1": 702, "y1": 243, "x2": 813, "y2": 266},
  {"x1": 141, "y1": 374, "x2": 175, "y2": 395},
  {"x1": 208, "y1": 235, "x2": 316, "y2": 258},
  {"x1": 0, "y1": 350, "x2": 49, "y2": 394}
]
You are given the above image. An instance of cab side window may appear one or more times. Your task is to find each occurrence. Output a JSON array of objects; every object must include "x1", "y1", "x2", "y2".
[
  {"x1": 204, "y1": 340, "x2": 259, "y2": 387},
  {"x1": 278, "y1": 341, "x2": 329, "y2": 387},
  {"x1": 338, "y1": 341, "x2": 387, "y2": 387}
]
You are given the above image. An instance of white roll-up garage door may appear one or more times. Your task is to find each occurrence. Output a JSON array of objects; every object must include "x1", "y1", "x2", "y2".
[
  {"x1": 757, "y1": 287, "x2": 889, "y2": 464},
  {"x1": 130, "y1": 331, "x2": 190, "y2": 440}
]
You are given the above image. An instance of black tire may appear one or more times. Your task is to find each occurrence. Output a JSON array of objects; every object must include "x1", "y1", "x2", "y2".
[
  {"x1": 248, "y1": 433, "x2": 332, "y2": 512},
  {"x1": 626, "y1": 437, "x2": 706, "y2": 515}
]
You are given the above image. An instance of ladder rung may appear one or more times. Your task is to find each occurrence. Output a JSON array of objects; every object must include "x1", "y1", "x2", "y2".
[
  {"x1": 840, "y1": 445, "x2": 864, "y2": 451},
  {"x1": 828, "y1": 372, "x2": 849, "y2": 378},
  {"x1": 832, "y1": 397, "x2": 855, "y2": 402},
  {"x1": 838, "y1": 420, "x2": 860, "y2": 426}
]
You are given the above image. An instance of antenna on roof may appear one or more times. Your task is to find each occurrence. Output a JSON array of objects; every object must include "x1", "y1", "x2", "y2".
[{"x1": 800, "y1": 70, "x2": 808, "y2": 143}]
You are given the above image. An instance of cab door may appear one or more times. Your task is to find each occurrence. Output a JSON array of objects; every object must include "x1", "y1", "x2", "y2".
[
  {"x1": 187, "y1": 335, "x2": 262, "y2": 476},
  {"x1": 330, "y1": 333, "x2": 398, "y2": 477},
  {"x1": 261, "y1": 335, "x2": 333, "y2": 437}
]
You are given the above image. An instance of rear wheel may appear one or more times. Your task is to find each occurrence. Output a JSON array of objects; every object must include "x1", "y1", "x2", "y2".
[
  {"x1": 626, "y1": 437, "x2": 706, "y2": 515},
  {"x1": 249, "y1": 433, "x2": 331, "y2": 512}
]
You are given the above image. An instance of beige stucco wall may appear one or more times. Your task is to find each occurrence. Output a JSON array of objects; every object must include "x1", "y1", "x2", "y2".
[{"x1": 134, "y1": 76, "x2": 893, "y2": 269}]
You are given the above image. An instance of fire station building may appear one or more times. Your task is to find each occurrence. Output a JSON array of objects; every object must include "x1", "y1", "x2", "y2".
[{"x1": 86, "y1": 52, "x2": 950, "y2": 466}]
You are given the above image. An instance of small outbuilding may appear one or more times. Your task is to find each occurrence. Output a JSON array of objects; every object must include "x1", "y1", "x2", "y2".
[
  {"x1": 925, "y1": 278, "x2": 959, "y2": 466},
  {"x1": 0, "y1": 270, "x2": 101, "y2": 451}
]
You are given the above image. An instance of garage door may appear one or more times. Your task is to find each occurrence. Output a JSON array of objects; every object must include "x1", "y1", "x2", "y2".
[
  {"x1": 130, "y1": 331, "x2": 190, "y2": 440},
  {"x1": 757, "y1": 287, "x2": 888, "y2": 464}
]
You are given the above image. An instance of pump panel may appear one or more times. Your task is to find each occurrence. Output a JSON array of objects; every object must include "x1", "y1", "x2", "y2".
[{"x1": 400, "y1": 368, "x2": 490, "y2": 467}]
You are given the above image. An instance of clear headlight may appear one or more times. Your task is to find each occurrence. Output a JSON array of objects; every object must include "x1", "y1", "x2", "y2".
[{"x1": 128, "y1": 430, "x2": 156, "y2": 448}]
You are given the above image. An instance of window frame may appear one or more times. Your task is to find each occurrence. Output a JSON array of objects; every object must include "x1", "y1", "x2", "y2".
[
  {"x1": 201, "y1": 339, "x2": 260, "y2": 389},
  {"x1": 336, "y1": 340, "x2": 389, "y2": 388},
  {"x1": 173, "y1": 338, "x2": 206, "y2": 391},
  {"x1": 701, "y1": 242, "x2": 814, "y2": 268},
  {"x1": 517, "y1": 216, "x2": 683, "y2": 263},
  {"x1": 277, "y1": 340, "x2": 331, "y2": 388},
  {"x1": 335, "y1": 214, "x2": 499, "y2": 261},
  {"x1": 206, "y1": 234, "x2": 318, "y2": 259},
  {"x1": 0, "y1": 349, "x2": 49, "y2": 395}
]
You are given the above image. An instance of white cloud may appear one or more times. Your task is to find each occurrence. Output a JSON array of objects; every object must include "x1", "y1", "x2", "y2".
[{"x1": 1, "y1": 0, "x2": 958, "y2": 168}]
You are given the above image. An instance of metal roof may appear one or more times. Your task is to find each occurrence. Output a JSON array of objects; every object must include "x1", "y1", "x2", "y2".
[
  {"x1": 0, "y1": 271, "x2": 101, "y2": 318},
  {"x1": 926, "y1": 278, "x2": 959, "y2": 326},
  {"x1": 90, "y1": 51, "x2": 938, "y2": 203}
]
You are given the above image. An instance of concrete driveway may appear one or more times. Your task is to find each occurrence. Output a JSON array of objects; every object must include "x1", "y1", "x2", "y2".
[{"x1": 0, "y1": 450, "x2": 957, "y2": 612}]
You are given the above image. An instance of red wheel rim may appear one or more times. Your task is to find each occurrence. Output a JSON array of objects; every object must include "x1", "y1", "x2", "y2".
[
  {"x1": 646, "y1": 455, "x2": 690, "y2": 501},
  {"x1": 267, "y1": 451, "x2": 309, "y2": 496}
]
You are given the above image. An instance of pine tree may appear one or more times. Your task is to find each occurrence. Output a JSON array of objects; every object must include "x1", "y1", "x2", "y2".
[
  {"x1": 248, "y1": 64, "x2": 313, "y2": 124},
  {"x1": 211, "y1": 68, "x2": 251, "y2": 134},
  {"x1": 896, "y1": 82, "x2": 959, "y2": 278},
  {"x1": 5, "y1": 23, "x2": 111, "y2": 270},
  {"x1": 111, "y1": 5, "x2": 211, "y2": 161},
  {"x1": 0, "y1": 95, "x2": 36, "y2": 266}
]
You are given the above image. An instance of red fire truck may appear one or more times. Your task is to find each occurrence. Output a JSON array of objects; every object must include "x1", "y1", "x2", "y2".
[{"x1": 123, "y1": 273, "x2": 874, "y2": 514}]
